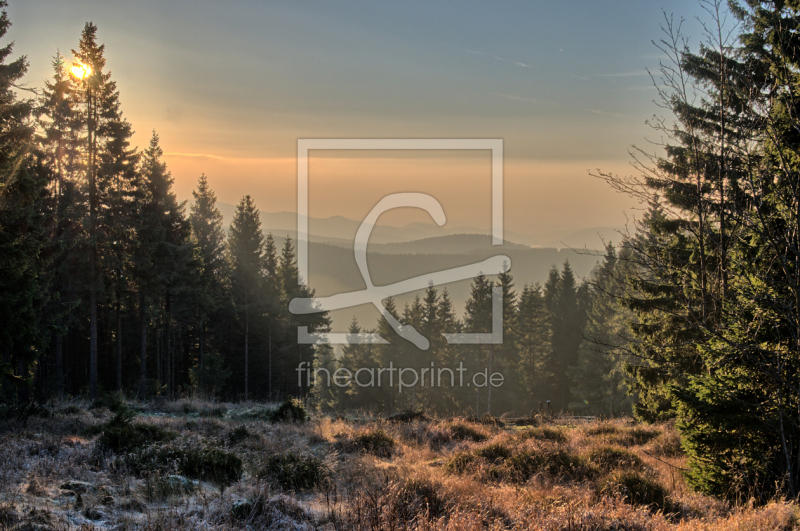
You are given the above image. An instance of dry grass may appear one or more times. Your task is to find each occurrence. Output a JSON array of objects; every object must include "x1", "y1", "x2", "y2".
[{"x1": 0, "y1": 400, "x2": 797, "y2": 530}]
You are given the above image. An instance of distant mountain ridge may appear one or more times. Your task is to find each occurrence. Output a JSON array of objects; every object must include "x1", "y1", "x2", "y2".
[
  {"x1": 212, "y1": 201, "x2": 615, "y2": 333},
  {"x1": 216, "y1": 202, "x2": 623, "y2": 250}
]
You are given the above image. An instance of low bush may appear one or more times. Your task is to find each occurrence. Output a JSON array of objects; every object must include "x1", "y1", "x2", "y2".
[
  {"x1": 224, "y1": 426, "x2": 253, "y2": 445},
  {"x1": 493, "y1": 449, "x2": 591, "y2": 482},
  {"x1": 444, "y1": 451, "x2": 477, "y2": 474},
  {"x1": 598, "y1": 470, "x2": 672, "y2": 512},
  {"x1": 96, "y1": 409, "x2": 176, "y2": 453},
  {"x1": 586, "y1": 446, "x2": 643, "y2": 471},
  {"x1": 119, "y1": 443, "x2": 242, "y2": 489},
  {"x1": 516, "y1": 426, "x2": 568, "y2": 443},
  {"x1": 474, "y1": 442, "x2": 512, "y2": 463},
  {"x1": 269, "y1": 398, "x2": 308, "y2": 423},
  {"x1": 337, "y1": 428, "x2": 395, "y2": 458},
  {"x1": 90, "y1": 391, "x2": 125, "y2": 413},
  {"x1": 447, "y1": 422, "x2": 488, "y2": 442},
  {"x1": 258, "y1": 453, "x2": 328, "y2": 491},
  {"x1": 388, "y1": 478, "x2": 447, "y2": 520},
  {"x1": 232, "y1": 398, "x2": 307, "y2": 423}
]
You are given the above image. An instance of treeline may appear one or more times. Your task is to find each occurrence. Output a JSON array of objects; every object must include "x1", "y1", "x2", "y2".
[
  {"x1": 0, "y1": 15, "x2": 329, "y2": 402},
  {"x1": 324, "y1": 251, "x2": 636, "y2": 418}
]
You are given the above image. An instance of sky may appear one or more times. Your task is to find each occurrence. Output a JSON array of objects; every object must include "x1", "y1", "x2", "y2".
[{"x1": 11, "y1": 0, "x2": 713, "y2": 238}]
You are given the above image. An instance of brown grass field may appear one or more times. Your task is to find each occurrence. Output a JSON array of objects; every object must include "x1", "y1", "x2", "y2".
[{"x1": 0, "y1": 399, "x2": 796, "y2": 530}]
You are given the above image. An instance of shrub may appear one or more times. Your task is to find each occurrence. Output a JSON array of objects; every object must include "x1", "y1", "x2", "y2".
[
  {"x1": 387, "y1": 410, "x2": 428, "y2": 422},
  {"x1": 337, "y1": 428, "x2": 395, "y2": 457},
  {"x1": 586, "y1": 446, "x2": 643, "y2": 471},
  {"x1": 176, "y1": 447, "x2": 242, "y2": 487},
  {"x1": 231, "y1": 494, "x2": 309, "y2": 526},
  {"x1": 269, "y1": 398, "x2": 308, "y2": 423},
  {"x1": 444, "y1": 451, "x2": 477, "y2": 474},
  {"x1": 120, "y1": 443, "x2": 242, "y2": 489},
  {"x1": 447, "y1": 422, "x2": 488, "y2": 442},
  {"x1": 258, "y1": 453, "x2": 328, "y2": 491},
  {"x1": 224, "y1": 426, "x2": 253, "y2": 445},
  {"x1": 598, "y1": 470, "x2": 671, "y2": 511},
  {"x1": 90, "y1": 391, "x2": 125, "y2": 413},
  {"x1": 516, "y1": 426, "x2": 568, "y2": 443},
  {"x1": 96, "y1": 410, "x2": 176, "y2": 453},
  {"x1": 388, "y1": 478, "x2": 447, "y2": 520},
  {"x1": 493, "y1": 449, "x2": 590, "y2": 482},
  {"x1": 474, "y1": 443, "x2": 512, "y2": 463},
  {"x1": 232, "y1": 398, "x2": 307, "y2": 423}
]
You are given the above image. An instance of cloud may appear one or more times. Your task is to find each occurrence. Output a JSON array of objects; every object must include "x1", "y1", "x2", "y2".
[
  {"x1": 494, "y1": 92, "x2": 538, "y2": 104},
  {"x1": 586, "y1": 109, "x2": 624, "y2": 117},
  {"x1": 595, "y1": 71, "x2": 648, "y2": 78},
  {"x1": 463, "y1": 48, "x2": 533, "y2": 68}
]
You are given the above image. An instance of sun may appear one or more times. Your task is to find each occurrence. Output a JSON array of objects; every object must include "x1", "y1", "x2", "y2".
[{"x1": 70, "y1": 61, "x2": 91, "y2": 79}]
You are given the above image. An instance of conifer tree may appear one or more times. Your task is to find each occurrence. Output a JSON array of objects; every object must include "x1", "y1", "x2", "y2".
[
  {"x1": 227, "y1": 195, "x2": 265, "y2": 400},
  {"x1": 189, "y1": 174, "x2": 227, "y2": 394},
  {"x1": 464, "y1": 273, "x2": 493, "y2": 414},
  {"x1": 517, "y1": 283, "x2": 551, "y2": 413},
  {"x1": 0, "y1": 0, "x2": 51, "y2": 398}
]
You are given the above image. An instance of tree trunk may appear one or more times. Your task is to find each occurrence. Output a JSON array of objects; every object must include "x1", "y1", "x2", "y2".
[
  {"x1": 139, "y1": 288, "x2": 147, "y2": 400},
  {"x1": 56, "y1": 334, "x2": 63, "y2": 396},
  {"x1": 244, "y1": 289, "x2": 249, "y2": 401},
  {"x1": 199, "y1": 318, "x2": 205, "y2": 392},
  {"x1": 116, "y1": 296, "x2": 122, "y2": 390}
]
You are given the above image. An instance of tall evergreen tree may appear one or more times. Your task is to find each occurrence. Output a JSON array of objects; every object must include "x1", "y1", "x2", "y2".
[
  {"x1": 227, "y1": 195, "x2": 265, "y2": 400},
  {"x1": 189, "y1": 174, "x2": 227, "y2": 394},
  {"x1": 0, "y1": 1, "x2": 51, "y2": 399}
]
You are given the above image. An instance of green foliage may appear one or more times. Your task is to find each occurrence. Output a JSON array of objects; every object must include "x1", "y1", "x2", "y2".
[
  {"x1": 232, "y1": 398, "x2": 307, "y2": 423},
  {"x1": 96, "y1": 410, "x2": 176, "y2": 454},
  {"x1": 474, "y1": 442, "x2": 512, "y2": 462},
  {"x1": 258, "y1": 453, "x2": 328, "y2": 491},
  {"x1": 269, "y1": 398, "x2": 308, "y2": 423}
]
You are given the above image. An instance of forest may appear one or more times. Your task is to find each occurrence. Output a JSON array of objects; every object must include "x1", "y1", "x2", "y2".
[{"x1": 5, "y1": 0, "x2": 800, "y2": 526}]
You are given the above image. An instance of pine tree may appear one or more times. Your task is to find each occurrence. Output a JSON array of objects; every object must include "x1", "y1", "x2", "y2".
[
  {"x1": 573, "y1": 243, "x2": 635, "y2": 417},
  {"x1": 517, "y1": 283, "x2": 551, "y2": 413},
  {"x1": 464, "y1": 273, "x2": 493, "y2": 414},
  {"x1": 189, "y1": 174, "x2": 227, "y2": 394},
  {"x1": 0, "y1": 0, "x2": 51, "y2": 398},
  {"x1": 227, "y1": 195, "x2": 265, "y2": 400},
  {"x1": 134, "y1": 132, "x2": 189, "y2": 399},
  {"x1": 543, "y1": 261, "x2": 588, "y2": 412}
]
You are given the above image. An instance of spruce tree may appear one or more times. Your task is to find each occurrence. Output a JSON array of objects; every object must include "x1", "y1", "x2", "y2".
[
  {"x1": 189, "y1": 174, "x2": 227, "y2": 394},
  {"x1": 227, "y1": 195, "x2": 265, "y2": 400},
  {"x1": 517, "y1": 283, "x2": 551, "y2": 413},
  {"x1": 0, "y1": 1, "x2": 51, "y2": 398}
]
